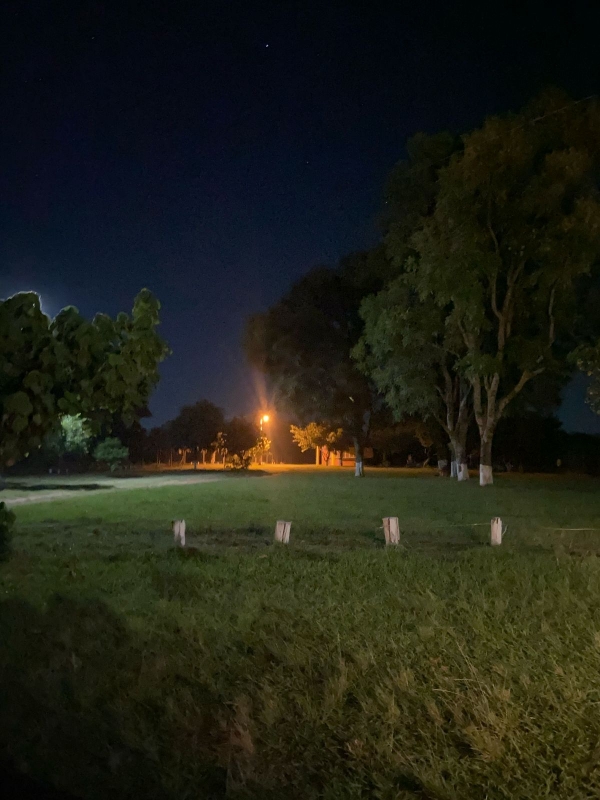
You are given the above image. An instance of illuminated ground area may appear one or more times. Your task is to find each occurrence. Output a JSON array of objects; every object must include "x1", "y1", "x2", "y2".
[{"x1": 2, "y1": 469, "x2": 600, "y2": 799}]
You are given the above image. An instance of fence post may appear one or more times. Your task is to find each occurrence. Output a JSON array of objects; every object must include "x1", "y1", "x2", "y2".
[
  {"x1": 491, "y1": 517, "x2": 502, "y2": 546},
  {"x1": 275, "y1": 520, "x2": 292, "y2": 544},
  {"x1": 172, "y1": 519, "x2": 186, "y2": 547},
  {"x1": 383, "y1": 517, "x2": 400, "y2": 546}
]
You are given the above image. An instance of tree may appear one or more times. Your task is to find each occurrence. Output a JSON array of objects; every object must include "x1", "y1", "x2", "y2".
[
  {"x1": 93, "y1": 437, "x2": 129, "y2": 471},
  {"x1": 223, "y1": 417, "x2": 258, "y2": 469},
  {"x1": 169, "y1": 400, "x2": 225, "y2": 459},
  {"x1": 0, "y1": 289, "x2": 169, "y2": 471},
  {"x1": 44, "y1": 415, "x2": 93, "y2": 459},
  {"x1": 290, "y1": 422, "x2": 343, "y2": 465},
  {"x1": 355, "y1": 278, "x2": 472, "y2": 479},
  {"x1": 245, "y1": 253, "x2": 386, "y2": 476},
  {"x1": 248, "y1": 435, "x2": 271, "y2": 465},
  {"x1": 407, "y1": 91, "x2": 600, "y2": 484}
]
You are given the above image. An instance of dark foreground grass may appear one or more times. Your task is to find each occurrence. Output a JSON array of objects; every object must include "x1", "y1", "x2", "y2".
[{"x1": 2, "y1": 469, "x2": 600, "y2": 798}]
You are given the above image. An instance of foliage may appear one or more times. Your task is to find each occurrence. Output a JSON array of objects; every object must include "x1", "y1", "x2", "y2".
[
  {"x1": 290, "y1": 422, "x2": 343, "y2": 453},
  {"x1": 248, "y1": 435, "x2": 271, "y2": 462},
  {"x1": 404, "y1": 91, "x2": 600, "y2": 477},
  {"x1": 0, "y1": 501, "x2": 15, "y2": 562},
  {"x1": 244, "y1": 253, "x2": 387, "y2": 471},
  {"x1": 0, "y1": 289, "x2": 169, "y2": 469},
  {"x1": 168, "y1": 400, "x2": 225, "y2": 453},
  {"x1": 44, "y1": 414, "x2": 93, "y2": 458},
  {"x1": 223, "y1": 417, "x2": 258, "y2": 467},
  {"x1": 93, "y1": 438, "x2": 129, "y2": 472},
  {"x1": 4, "y1": 472, "x2": 600, "y2": 798},
  {"x1": 356, "y1": 277, "x2": 471, "y2": 465}
]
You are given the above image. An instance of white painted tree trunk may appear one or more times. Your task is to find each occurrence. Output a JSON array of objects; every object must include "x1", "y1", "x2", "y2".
[
  {"x1": 491, "y1": 517, "x2": 502, "y2": 546},
  {"x1": 172, "y1": 520, "x2": 186, "y2": 547},
  {"x1": 383, "y1": 517, "x2": 400, "y2": 545},
  {"x1": 480, "y1": 465, "x2": 493, "y2": 486},
  {"x1": 274, "y1": 520, "x2": 291, "y2": 543},
  {"x1": 355, "y1": 459, "x2": 364, "y2": 477},
  {"x1": 458, "y1": 463, "x2": 470, "y2": 481},
  {"x1": 450, "y1": 460, "x2": 458, "y2": 478}
]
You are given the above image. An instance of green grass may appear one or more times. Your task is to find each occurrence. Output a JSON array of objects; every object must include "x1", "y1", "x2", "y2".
[{"x1": 2, "y1": 469, "x2": 600, "y2": 798}]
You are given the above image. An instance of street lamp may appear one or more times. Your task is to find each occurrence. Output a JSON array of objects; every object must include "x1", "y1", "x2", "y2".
[{"x1": 259, "y1": 413, "x2": 270, "y2": 432}]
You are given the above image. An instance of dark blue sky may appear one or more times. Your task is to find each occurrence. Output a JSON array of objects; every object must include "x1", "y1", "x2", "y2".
[{"x1": 2, "y1": 1, "x2": 600, "y2": 432}]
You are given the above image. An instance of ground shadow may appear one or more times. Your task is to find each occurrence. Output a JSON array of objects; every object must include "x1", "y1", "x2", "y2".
[
  {"x1": 0, "y1": 760, "x2": 80, "y2": 799},
  {"x1": 0, "y1": 595, "x2": 227, "y2": 800}
]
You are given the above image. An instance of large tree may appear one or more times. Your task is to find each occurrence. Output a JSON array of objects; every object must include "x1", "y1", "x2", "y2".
[
  {"x1": 245, "y1": 253, "x2": 385, "y2": 476},
  {"x1": 0, "y1": 289, "x2": 168, "y2": 471},
  {"x1": 357, "y1": 131, "x2": 471, "y2": 477},
  {"x1": 356, "y1": 278, "x2": 472, "y2": 479},
  {"x1": 169, "y1": 400, "x2": 225, "y2": 458},
  {"x1": 406, "y1": 91, "x2": 600, "y2": 484}
]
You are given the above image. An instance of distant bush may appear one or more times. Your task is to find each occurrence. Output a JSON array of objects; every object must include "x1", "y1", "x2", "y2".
[
  {"x1": 93, "y1": 437, "x2": 129, "y2": 472},
  {"x1": 0, "y1": 502, "x2": 15, "y2": 562}
]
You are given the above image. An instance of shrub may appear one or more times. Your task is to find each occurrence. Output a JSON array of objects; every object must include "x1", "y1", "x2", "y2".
[{"x1": 93, "y1": 437, "x2": 129, "y2": 472}]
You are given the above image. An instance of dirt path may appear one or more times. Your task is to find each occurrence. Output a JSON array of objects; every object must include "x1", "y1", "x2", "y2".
[{"x1": 5, "y1": 475, "x2": 225, "y2": 507}]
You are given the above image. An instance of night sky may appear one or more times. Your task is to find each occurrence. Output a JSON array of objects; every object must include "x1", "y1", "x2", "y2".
[{"x1": 3, "y1": 1, "x2": 600, "y2": 432}]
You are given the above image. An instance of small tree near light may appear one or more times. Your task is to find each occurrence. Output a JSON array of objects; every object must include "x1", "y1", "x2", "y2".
[{"x1": 93, "y1": 437, "x2": 129, "y2": 472}]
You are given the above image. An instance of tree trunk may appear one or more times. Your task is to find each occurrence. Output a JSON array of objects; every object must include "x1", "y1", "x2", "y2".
[
  {"x1": 353, "y1": 438, "x2": 364, "y2": 477},
  {"x1": 315, "y1": 446, "x2": 320, "y2": 465},
  {"x1": 337, "y1": 451, "x2": 343, "y2": 466},
  {"x1": 449, "y1": 434, "x2": 469, "y2": 482},
  {"x1": 479, "y1": 434, "x2": 494, "y2": 486}
]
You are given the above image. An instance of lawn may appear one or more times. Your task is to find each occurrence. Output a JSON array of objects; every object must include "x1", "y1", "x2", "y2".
[{"x1": 2, "y1": 468, "x2": 600, "y2": 799}]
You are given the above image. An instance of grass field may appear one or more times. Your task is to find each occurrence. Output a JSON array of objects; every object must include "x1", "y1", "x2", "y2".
[{"x1": 2, "y1": 468, "x2": 600, "y2": 799}]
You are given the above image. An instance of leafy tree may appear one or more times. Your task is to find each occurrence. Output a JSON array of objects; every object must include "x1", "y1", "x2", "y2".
[
  {"x1": 406, "y1": 91, "x2": 600, "y2": 484},
  {"x1": 0, "y1": 289, "x2": 168, "y2": 471},
  {"x1": 93, "y1": 437, "x2": 129, "y2": 472},
  {"x1": 44, "y1": 414, "x2": 93, "y2": 458},
  {"x1": 356, "y1": 278, "x2": 472, "y2": 479},
  {"x1": 248, "y1": 435, "x2": 271, "y2": 464},
  {"x1": 245, "y1": 253, "x2": 386, "y2": 476},
  {"x1": 290, "y1": 422, "x2": 343, "y2": 465},
  {"x1": 169, "y1": 400, "x2": 225, "y2": 458},
  {"x1": 223, "y1": 417, "x2": 258, "y2": 469}
]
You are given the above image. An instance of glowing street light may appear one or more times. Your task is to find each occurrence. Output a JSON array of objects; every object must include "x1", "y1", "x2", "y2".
[{"x1": 259, "y1": 413, "x2": 270, "y2": 432}]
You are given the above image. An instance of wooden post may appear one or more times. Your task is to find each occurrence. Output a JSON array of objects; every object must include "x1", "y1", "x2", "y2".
[
  {"x1": 383, "y1": 517, "x2": 400, "y2": 546},
  {"x1": 274, "y1": 520, "x2": 291, "y2": 543},
  {"x1": 491, "y1": 517, "x2": 502, "y2": 546},
  {"x1": 172, "y1": 519, "x2": 186, "y2": 547}
]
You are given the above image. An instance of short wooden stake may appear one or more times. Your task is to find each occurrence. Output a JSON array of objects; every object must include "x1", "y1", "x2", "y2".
[
  {"x1": 172, "y1": 519, "x2": 186, "y2": 547},
  {"x1": 383, "y1": 517, "x2": 400, "y2": 546},
  {"x1": 491, "y1": 517, "x2": 502, "y2": 546},
  {"x1": 274, "y1": 520, "x2": 291, "y2": 544}
]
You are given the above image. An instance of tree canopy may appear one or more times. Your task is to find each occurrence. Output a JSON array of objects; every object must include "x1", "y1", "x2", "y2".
[
  {"x1": 168, "y1": 400, "x2": 225, "y2": 453},
  {"x1": 244, "y1": 252, "x2": 387, "y2": 474},
  {"x1": 0, "y1": 289, "x2": 168, "y2": 469},
  {"x1": 397, "y1": 91, "x2": 600, "y2": 482}
]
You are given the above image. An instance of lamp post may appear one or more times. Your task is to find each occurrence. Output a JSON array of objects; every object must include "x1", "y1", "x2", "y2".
[{"x1": 259, "y1": 414, "x2": 270, "y2": 464}]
